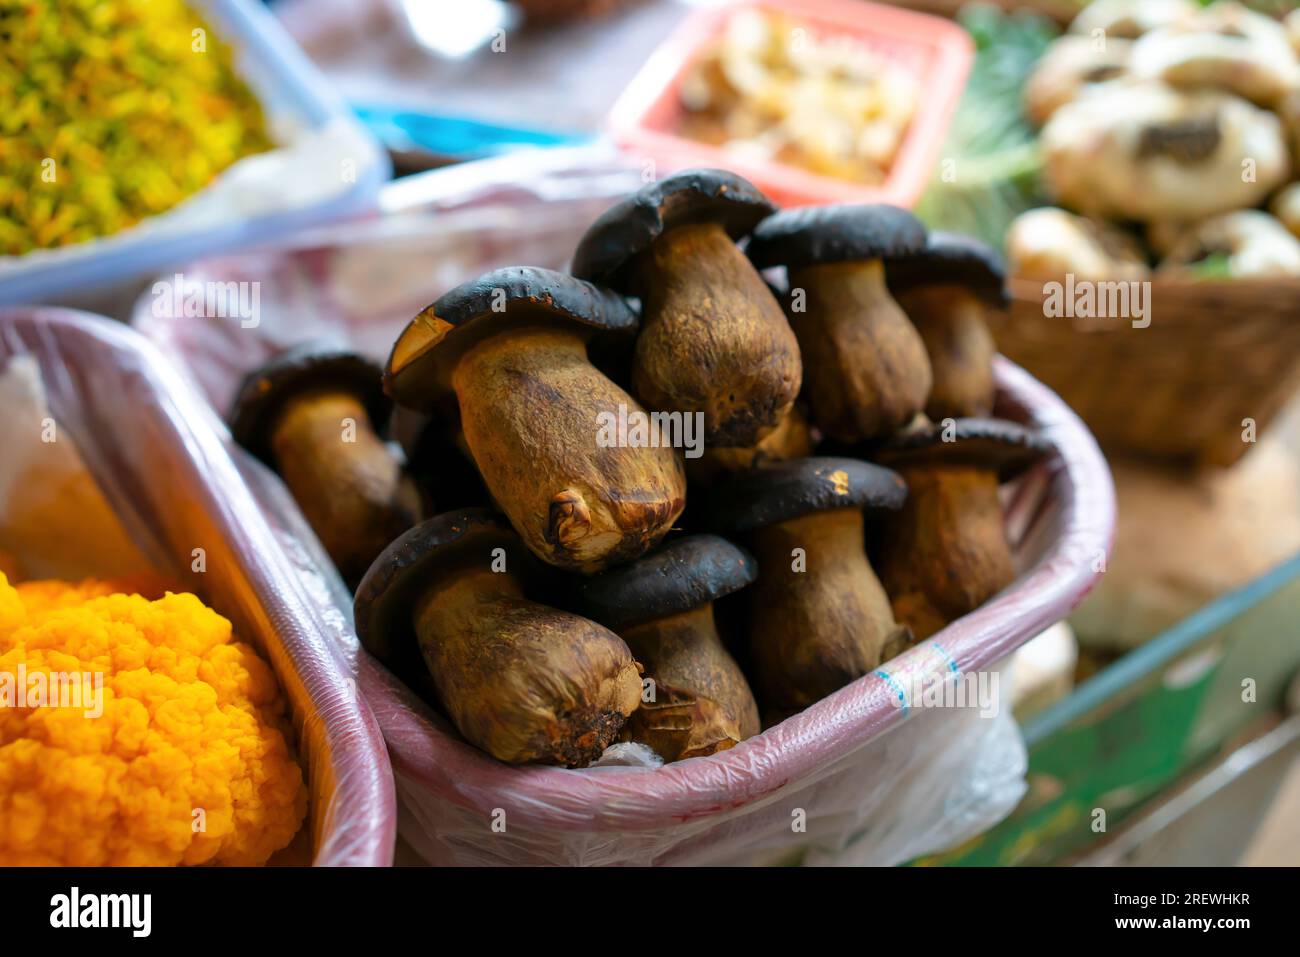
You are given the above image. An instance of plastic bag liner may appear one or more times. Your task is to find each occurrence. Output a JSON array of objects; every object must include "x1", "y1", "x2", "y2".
[
  {"x1": 135, "y1": 149, "x2": 1116, "y2": 865},
  {"x1": 0, "y1": 307, "x2": 396, "y2": 866}
]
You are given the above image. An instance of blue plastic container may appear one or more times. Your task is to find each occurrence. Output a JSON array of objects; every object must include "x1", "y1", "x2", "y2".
[{"x1": 0, "y1": 0, "x2": 390, "y2": 307}]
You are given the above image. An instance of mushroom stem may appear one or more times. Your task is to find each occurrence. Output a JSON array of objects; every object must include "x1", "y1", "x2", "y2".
[
  {"x1": 786, "y1": 259, "x2": 932, "y2": 442},
  {"x1": 893, "y1": 284, "x2": 996, "y2": 420},
  {"x1": 414, "y1": 566, "x2": 643, "y2": 767},
  {"x1": 686, "y1": 403, "x2": 813, "y2": 486},
  {"x1": 877, "y1": 465, "x2": 1013, "y2": 640},
  {"x1": 633, "y1": 221, "x2": 801, "y2": 448},
  {"x1": 270, "y1": 390, "x2": 419, "y2": 584},
  {"x1": 749, "y1": 507, "x2": 907, "y2": 715},
  {"x1": 620, "y1": 603, "x2": 760, "y2": 760},
  {"x1": 451, "y1": 323, "x2": 685, "y2": 574}
]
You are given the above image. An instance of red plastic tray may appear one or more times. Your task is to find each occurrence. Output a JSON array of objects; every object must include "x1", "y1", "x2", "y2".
[{"x1": 607, "y1": 0, "x2": 974, "y2": 209}]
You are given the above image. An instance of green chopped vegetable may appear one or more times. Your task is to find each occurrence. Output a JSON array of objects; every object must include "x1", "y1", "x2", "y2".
[
  {"x1": 914, "y1": 4, "x2": 1060, "y2": 248},
  {"x1": 0, "y1": 0, "x2": 272, "y2": 256}
]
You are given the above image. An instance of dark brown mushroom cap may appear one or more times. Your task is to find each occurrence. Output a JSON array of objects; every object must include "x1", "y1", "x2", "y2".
[
  {"x1": 571, "y1": 168, "x2": 776, "y2": 289},
  {"x1": 229, "y1": 345, "x2": 390, "y2": 466},
  {"x1": 875, "y1": 417, "x2": 1052, "y2": 481},
  {"x1": 384, "y1": 266, "x2": 637, "y2": 412},
  {"x1": 574, "y1": 534, "x2": 757, "y2": 630},
  {"x1": 354, "y1": 508, "x2": 528, "y2": 673},
  {"x1": 885, "y1": 232, "x2": 1009, "y2": 307},
  {"x1": 708, "y1": 457, "x2": 907, "y2": 533},
  {"x1": 745, "y1": 204, "x2": 927, "y2": 271}
]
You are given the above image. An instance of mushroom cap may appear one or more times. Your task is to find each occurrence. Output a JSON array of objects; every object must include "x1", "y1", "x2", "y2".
[
  {"x1": 571, "y1": 168, "x2": 775, "y2": 288},
  {"x1": 746, "y1": 204, "x2": 927, "y2": 271},
  {"x1": 574, "y1": 534, "x2": 757, "y2": 630},
  {"x1": 384, "y1": 266, "x2": 637, "y2": 412},
  {"x1": 354, "y1": 508, "x2": 528, "y2": 674},
  {"x1": 708, "y1": 456, "x2": 907, "y2": 533},
  {"x1": 229, "y1": 345, "x2": 390, "y2": 466},
  {"x1": 876, "y1": 417, "x2": 1052, "y2": 481},
  {"x1": 886, "y1": 231, "x2": 1009, "y2": 307}
]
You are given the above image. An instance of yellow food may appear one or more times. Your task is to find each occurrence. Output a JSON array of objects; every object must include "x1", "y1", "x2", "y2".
[
  {"x1": 678, "y1": 9, "x2": 919, "y2": 184},
  {"x1": 0, "y1": 0, "x2": 272, "y2": 255},
  {"x1": 0, "y1": 574, "x2": 306, "y2": 866}
]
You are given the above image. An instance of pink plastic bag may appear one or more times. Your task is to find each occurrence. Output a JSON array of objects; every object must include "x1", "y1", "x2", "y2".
[
  {"x1": 0, "y1": 307, "x2": 396, "y2": 866},
  {"x1": 135, "y1": 151, "x2": 1116, "y2": 865}
]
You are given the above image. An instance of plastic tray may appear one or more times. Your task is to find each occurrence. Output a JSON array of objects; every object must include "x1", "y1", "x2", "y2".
[
  {"x1": 135, "y1": 154, "x2": 1115, "y2": 864},
  {"x1": 0, "y1": 0, "x2": 389, "y2": 308},
  {"x1": 0, "y1": 306, "x2": 396, "y2": 866},
  {"x1": 607, "y1": 0, "x2": 974, "y2": 209}
]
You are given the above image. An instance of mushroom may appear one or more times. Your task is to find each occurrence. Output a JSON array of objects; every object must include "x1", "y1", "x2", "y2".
[
  {"x1": 886, "y1": 232, "x2": 1007, "y2": 421},
  {"x1": 708, "y1": 457, "x2": 910, "y2": 718},
  {"x1": 1158, "y1": 210, "x2": 1300, "y2": 278},
  {"x1": 354, "y1": 508, "x2": 642, "y2": 767},
  {"x1": 874, "y1": 419, "x2": 1051, "y2": 641},
  {"x1": 1289, "y1": 9, "x2": 1300, "y2": 57},
  {"x1": 1006, "y1": 207, "x2": 1150, "y2": 282},
  {"x1": 1041, "y1": 82, "x2": 1290, "y2": 222},
  {"x1": 1129, "y1": 3, "x2": 1300, "y2": 108},
  {"x1": 385, "y1": 266, "x2": 686, "y2": 575},
  {"x1": 571, "y1": 169, "x2": 801, "y2": 449},
  {"x1": 1272, "y1": 183, "x2": 1300, "y2": 240},
  {"x1": 745, "y1": 204, "x2": 933, "y2": 443},
  {"x1": 1024, "y1": 35, "x2": 1132, "y2": 127},
  {"x1": 1068, "y1": 0, "x2": 1196, "y2": 40},
  {"x1": 574, "y1": 534, "x2": 761, "y2": 761},
  {"x1": 229, "y1": 345, "x2": 420, "y2": 585},
  {"x1": 686, "y1": 401, "x2": 815, "y2": 487}
]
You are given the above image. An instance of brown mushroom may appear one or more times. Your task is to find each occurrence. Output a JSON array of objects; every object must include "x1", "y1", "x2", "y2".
[
  {"x1": 887, "y1": 232, "x2": 1007, "y2": 421},
  {"x1": 571, "y1": 169, "x2": 802, "y2": 449},
  {"x1": 875, "y1": 419, "x2": 1052, "y2": 641},
  {"x1": 229, "y1": 346, "x2": 420, "y2": 585},
  {"x1": 385, "y1": 266, "x2": 686, "y2": 575},
  {"x1": 574, "y1": 534, "x2": 761, "y2": 761},
  {"x1": 708, "y1": 457, "x2": 910, "y2": 718},
  {"x1": 746, "y1": 204, "x2": 933, "y2": 443},
  {"x1": 686, "y1": 401, "x2": 815, "y2": 487},
  {"x1": 355, "y1": 508, "x2": 642, "y2": 767}
]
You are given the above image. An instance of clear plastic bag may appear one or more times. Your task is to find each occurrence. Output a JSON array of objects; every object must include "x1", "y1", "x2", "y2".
[
  {"x1": 0, "y1": 308, "x2": 396, "y2": 866},
  {"x1": 135, "y1": 149, "x2": 1116, "y2": 865}
]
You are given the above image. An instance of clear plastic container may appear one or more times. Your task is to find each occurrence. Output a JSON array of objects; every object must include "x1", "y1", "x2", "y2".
[
  {"x1": 0, "y1": 306, "x2": 396, "y2": 866},
  {"x1": 135, "y1": 152, "x2": 1116, "y2": 866}
]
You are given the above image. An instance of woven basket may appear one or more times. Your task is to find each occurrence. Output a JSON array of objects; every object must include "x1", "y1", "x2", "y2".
[
  {"x1": 887, "y1": 0, "x2": 1300, "y2": 467},
  {"x1": 988, "y1": 278, "x2": 1300, "y2": 467}
]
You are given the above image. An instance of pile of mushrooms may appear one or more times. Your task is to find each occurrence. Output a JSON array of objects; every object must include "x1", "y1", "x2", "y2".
[
  {"x1": 1011, "y1": 0, "x2": 1300, "y2": 280},
  {"x1": 235, "y1": 170, "x2": 1052, "y2": 769}
]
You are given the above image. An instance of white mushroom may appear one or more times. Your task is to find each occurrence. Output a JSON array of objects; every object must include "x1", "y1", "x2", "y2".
[
  {"x1": 1024, "y1": 35, "x2": 1132, "y2": 126},
  {"x1": 1287, "y1": 8, "x2": 1300, "y2": 58},
  {"x1": 1158, "y1": 209, "x2": 1300, "y2": 278},
  {"x1": 1006, "y1": 207, "x2": 1150, "y2": 282},
  {"x1": 1129, "y1": 2, "x2": 1300, "y2": 108},
  {"x1": 1042, "y1": 81, "x2": 1290, "y2": 222},
  {"x1": 1069, "y1": 0, "x2": 1196, "y2": 41},
  {"x1": 1269, "y1": 183, "x2": 1300, "y2": 239}
]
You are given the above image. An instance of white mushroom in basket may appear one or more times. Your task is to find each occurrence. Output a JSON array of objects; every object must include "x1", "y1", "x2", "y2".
[
  {"x1": 1288, "y1": 9, "x2": 1300, "y2": 58},
  {"x1": 1024, "y1": 35, "x2": 1132, "y2": 126},
  {"x1": 1158, "y1": 210, "x2": 1300, "y2": 279},
  {"x1": 1128, "y1": 2, "x2": 1300, "y2": 108},
  {"x1": 1272, "y1": 183, "x2": 1300, "y2": 239},
  {"x1": 1006, "y1": 207, "x2": 1150, "y2": 282},
  {"x1": 1042, "y1": 82, "x2": 1290, "y2": 222},
  {"x1": 1069, "y1": 0, "x2": 1196, "y2": 41}
]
